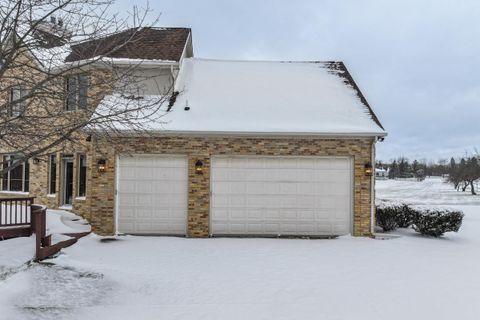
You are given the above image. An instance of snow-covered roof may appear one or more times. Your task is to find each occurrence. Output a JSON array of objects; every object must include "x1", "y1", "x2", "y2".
[{"x1": 96, "y1": 58, "x2": 386, "y2": 136}]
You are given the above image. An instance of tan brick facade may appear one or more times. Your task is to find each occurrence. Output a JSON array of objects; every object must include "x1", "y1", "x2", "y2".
[
  {"x1": 83, "y1": 135, "x2": 375, "y2": 237},
  {"x1": 2, "y1": 132, "x2": 375, "y2": 237}
]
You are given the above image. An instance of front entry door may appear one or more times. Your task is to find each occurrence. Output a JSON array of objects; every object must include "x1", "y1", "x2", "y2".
[{"x1": 61, "y1": 156, "x2": 74, "y2": 206}]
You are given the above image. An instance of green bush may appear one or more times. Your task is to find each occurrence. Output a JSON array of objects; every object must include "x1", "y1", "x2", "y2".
[
  {"x1": 375, "y1": 205, "x2": 399, "y2": 232},
  {"x1": 412, "y1": 210, "x2": 464, "y2": 237},
  {"x1": 395, "y1": 204, "x2": 418, "y2": 228},
  {"x1": 375, "y1": 204, "x2": 464, "y2": 237}
]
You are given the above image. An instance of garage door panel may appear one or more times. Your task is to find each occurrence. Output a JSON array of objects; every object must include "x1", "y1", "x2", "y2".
[
  {"x1": 299, "y1": 224, "x2": 316, "y2": 233},
  {"x1": 211, "y1": 156, "x2": 352, "y2": 236},
  {"x1": 247, "y1": 209, "x2": 263, "y2": 220},
  {"x1": 117, "y1": 155, "x2": 188, "y2": 235},
  {"x1": 230, "y1": 223, "x2": 247, "y2": 233}
]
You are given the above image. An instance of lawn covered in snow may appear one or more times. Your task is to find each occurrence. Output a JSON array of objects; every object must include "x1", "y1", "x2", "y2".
[{"x1": 1, "y1": 177, "x2": 479, "y2": 320}]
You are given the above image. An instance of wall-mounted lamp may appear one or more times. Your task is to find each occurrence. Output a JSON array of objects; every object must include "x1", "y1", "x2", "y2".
[
  {"x1": 195, "y1": 160, "x2": 204, "y2": 174},
  {"x1": 364, "y1": 162, "x2": 373, "y2": 176},
  {"x1": 97, "y1": 159, "x2": 107, "y2": 173},
  {"x1": 33, "y1": 157, "x2": 41, "y2": 164}
]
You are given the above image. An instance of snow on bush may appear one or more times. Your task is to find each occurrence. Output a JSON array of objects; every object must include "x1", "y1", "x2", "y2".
[
  {"x1": 395, "y1": 204, "x2": 418, "y2": 228},
  {"x1": 376, "y1": 203, "x2": 464, "y2": 237},
  {"x1": 412, "y1": 209, "x2": 464, "y2": 237},
  {"x1": 375, "y1": 205, "x2": 399, "y2": 232}
]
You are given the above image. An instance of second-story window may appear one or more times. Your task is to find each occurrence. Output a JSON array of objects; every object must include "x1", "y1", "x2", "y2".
[
  {"x1": 9, "y1": 85, "x2": 28, "y2": 117},
  {"x1": 65, "y1": 74, "x2": 88, "y2": 111}
]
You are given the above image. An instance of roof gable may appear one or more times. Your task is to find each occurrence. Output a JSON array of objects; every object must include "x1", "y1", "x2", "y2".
[{"x1": 64, "y1": 27, "x2": 191, "y2": 62}]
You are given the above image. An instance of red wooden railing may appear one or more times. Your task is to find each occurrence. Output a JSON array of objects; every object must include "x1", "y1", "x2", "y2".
[
  {"x1": 0, "y1": 197, "x2": 34, "y2": 227},
  {"x1": 0, "y1": 197, "x2": 88, "y2": 260},
  {"x1": 0, "y1": 197, "x2": 35, "y2": 239}
]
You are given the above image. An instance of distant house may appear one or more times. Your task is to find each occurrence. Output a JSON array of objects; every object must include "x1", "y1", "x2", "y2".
[
  {"x1": 375, "y1": 168, "x2": 388, "y2": 180},
  {"x1": 1, "y1": 26, "x2": 387, "y2": 238}
]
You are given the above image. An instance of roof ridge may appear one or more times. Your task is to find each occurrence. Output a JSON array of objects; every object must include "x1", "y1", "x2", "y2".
[{"x1": 189, "y1": 57, "x2": 342, "y2": 64}]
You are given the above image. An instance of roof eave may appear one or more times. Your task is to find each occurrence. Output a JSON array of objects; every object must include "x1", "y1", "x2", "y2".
[
  {"x1": 85, "y1": 129, "x2": 388, "y2": 138},
  {"x1": 50, "y1": 58, "x2": 179, "y2": 72}
]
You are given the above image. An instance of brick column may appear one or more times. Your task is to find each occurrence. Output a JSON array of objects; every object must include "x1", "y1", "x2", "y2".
[{"x1": 187, "y1": 155, "x2": 210, "y2": 237}]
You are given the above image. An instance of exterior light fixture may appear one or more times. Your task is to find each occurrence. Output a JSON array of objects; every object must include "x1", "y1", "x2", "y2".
[
  {"x1": 195, "y1": 160, "x2": 204, "y2": 174},
  {"x1": 364, "y1": 162, "x2": 373, "y2": 176},
  {"x1": 97, "y1": 159, "x2": 106, "y2": 173},
  {"x1": 33, "y1": 157, "x2": 41, "y2": 164}
]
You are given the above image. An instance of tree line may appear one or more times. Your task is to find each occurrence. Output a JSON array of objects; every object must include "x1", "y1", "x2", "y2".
[{"x1": 377, "y1": 156, "x2": 480, "y2": 195}]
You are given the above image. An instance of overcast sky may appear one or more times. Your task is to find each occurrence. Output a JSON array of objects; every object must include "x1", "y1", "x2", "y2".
[{"x1": 115, "y1": 0, "x2": 480, "y2": 161}]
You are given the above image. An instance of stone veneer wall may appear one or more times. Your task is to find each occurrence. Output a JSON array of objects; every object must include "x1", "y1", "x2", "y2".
[{"x1": 88, "y1": 135, "x2": 375, "y2": 237}]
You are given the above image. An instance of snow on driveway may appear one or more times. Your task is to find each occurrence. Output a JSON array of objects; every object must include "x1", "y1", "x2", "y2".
[{"x1": 1, "y1": 177, "x2": 479, "y2": 320}]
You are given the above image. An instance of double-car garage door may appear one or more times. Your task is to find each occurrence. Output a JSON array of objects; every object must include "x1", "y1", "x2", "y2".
[{"x1": 117, "y1": 155, "x2": 352, "y2": 236}]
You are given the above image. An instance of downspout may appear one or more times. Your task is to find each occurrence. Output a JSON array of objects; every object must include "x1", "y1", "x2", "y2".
[
  {"x1": 370, "y1": 137, "x2": 378, "y2": 235},
  {"x1": 170, "y1": 64, "x2": 176, "y2": 86}
]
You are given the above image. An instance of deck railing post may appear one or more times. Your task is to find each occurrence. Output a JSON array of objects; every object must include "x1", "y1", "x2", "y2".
[{"x1": 31, "y1": 204, "x2": 47, "y2": 260}]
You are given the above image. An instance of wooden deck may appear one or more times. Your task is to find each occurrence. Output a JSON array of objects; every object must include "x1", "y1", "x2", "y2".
[{"x1": 0, "y1": 197, "x2": 89, "y2": 260}]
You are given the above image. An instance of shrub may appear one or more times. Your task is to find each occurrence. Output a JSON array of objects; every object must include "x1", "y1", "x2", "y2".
[
  {"x1": 395, "y1": 204, "x2": 418, "y2": 228},
  {"x1": 375, "y1": 205, "x2": 399, "y2": 232},
  {"x1": 412, "y1": 210, "x2": 464, "y2": 237}
]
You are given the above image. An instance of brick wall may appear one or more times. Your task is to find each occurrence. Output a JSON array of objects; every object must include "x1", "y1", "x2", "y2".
[{"x1": 88, "y1": 135, "x2": 375, "y2": 237}]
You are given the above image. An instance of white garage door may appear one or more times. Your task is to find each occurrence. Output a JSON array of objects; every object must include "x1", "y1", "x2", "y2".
[
  {"x1": 116, "y1": 155, "x2": 188, "y2": 235},
  {"x1": 211, "y1": 156, "x2": 352, "y2": 236}
]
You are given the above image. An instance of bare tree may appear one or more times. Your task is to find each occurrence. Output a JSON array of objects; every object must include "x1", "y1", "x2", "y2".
[
  {"x1": 448, "y1": 156, "x2": 480, "y2": 195},
  {"x1": 0, "y1": 0, "x2": 173, "y2": 174}
]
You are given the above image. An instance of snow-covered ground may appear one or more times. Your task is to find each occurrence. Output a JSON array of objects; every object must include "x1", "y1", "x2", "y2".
[
  {"x1": 1, "y1": 177, "x2": 479, "y2": 320},
  {"x1": 376, "y1": 176, "x2": 480, "y2": 206},
  {"x1": 0, "y1": 210, "x2": 90, "y2": 279}
]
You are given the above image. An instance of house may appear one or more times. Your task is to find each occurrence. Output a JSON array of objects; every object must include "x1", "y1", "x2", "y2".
[
  {"x1": 375, "y1": 168, "x2": 388, "y2": 180},
  {"x1": 1, "y1": 26, "x2": 386, "y2": 237}
]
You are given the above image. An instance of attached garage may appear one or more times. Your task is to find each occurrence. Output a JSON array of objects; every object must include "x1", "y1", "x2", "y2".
[
  {"x1": 210, "y1": 156, "x2": 353, "y2": 237},
  {"x1": 89, "y1": 59, "x2": 386, "y2": 238},
  {"x1": 116, "y1": 155, "x2": 188, "y2": 235}
]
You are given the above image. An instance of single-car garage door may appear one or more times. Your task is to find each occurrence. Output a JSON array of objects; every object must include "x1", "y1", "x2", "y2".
[
  {"x1": 116, "y1": 155, "x2": 188, "y2": 235},
  {"x1": 211, "y1": 156, "x2": 352, "y2": 236}
]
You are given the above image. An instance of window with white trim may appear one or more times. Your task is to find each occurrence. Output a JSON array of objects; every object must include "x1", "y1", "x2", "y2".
[{"x1": 1, "y1": 155, "x2": 29, "y2": 192}]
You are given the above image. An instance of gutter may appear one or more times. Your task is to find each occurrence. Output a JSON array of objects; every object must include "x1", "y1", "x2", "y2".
[{"x1": 84, "y1": 129, "x2": 388, "y2": 138}]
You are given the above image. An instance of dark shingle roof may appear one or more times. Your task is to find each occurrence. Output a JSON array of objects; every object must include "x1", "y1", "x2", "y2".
[
  {"x1": 65, "y1": 27, "x2": 191, "y2": 62},
  {"x1": 325, "y1": 61, "x2": 384, "y2": 130}
]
